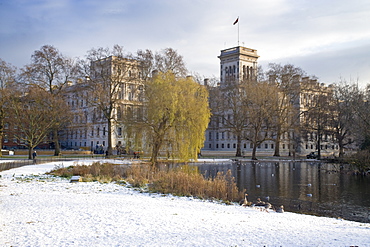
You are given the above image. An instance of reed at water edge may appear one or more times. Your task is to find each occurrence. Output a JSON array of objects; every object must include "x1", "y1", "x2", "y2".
[{"x1": 48, "y1": 162, "x2": 245, "y2": 203}]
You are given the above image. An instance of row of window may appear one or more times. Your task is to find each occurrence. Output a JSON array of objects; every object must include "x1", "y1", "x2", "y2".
[
  {"x1": 208, "y1": 131, "x2": 296, "y2": 141},
  {"x1": 305, "y1": 132, "x2": 338, "y2": 142},
  {"x1": 242, "y1": 65, "x2": 254, "y2": 80},
  {"x1": 220, "y1": 64, "x2": 255, "y2": 80},
  {"x1": 65, "y1": 126, "x2": 125, "y2": 140},
  {"x1": 300, "y1": 91, "x2": 329, "y2": 106},
  {"x1": 208, "y1": 130, "x2": 343, "y2": 143},
  {"x1": 70, "y1": 106, "x2": 144, "y2": 124},
  {"x1": 207, "y1": 142, "x2": 339, "y2": 150},
  {"x1": 305, "y1": 144, "x2": 339, "y2": 150},
  {"x1": 67, "y1": 126, "x2": 107, "y2": 139},
  {"x1": 68, "y1": 98, "x2": 87, "y2": 109},
  {"x1": 66, "y1": 140, "x2": 106, "y2": 149},
  {"x1": 2, "y1": 137, "x2": 19, "y2": 143},
  {"x1": 208, "y1": 143, "x2": 276, "y2": 149},
  {"x1": 67, "y1": 84, "x2": 143, "y2": 111}
]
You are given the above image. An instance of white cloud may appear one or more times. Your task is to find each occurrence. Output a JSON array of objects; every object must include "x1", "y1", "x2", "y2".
[{"x1": 0, "y1": 0, "x2": 369, "y2": 86}]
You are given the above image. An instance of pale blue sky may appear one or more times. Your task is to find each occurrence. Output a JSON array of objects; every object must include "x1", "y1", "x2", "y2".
[{"x1": 1, "y1": 0, "x2": 370, "y2": 86}]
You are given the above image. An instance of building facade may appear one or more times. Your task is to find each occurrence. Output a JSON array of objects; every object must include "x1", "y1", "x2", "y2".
[
  {"x1": 202, "y1": 46, "x2": 341, "y2": 157},
  {"x1": 2, "y1": 46, "x2": 350, "y2": 158},
  {"x1": 219, "y1": 46, "x2": 259, "y2": 85},
  {"x1": 60, "y1": 56, "x2": 144, "y2": 154}
]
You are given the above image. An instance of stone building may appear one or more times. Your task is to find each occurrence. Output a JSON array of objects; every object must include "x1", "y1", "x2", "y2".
[
  {"x1": 202, "y1": 46, "x2": 340, "y2": 157},
  {"x1": 11, "y1": 46, "x2": 342, "y2": 158},
  {"x1": 60, "y1": 56, "x2": 144, "y2": 154},
  {"x1": 219, "y1": 46, "x2": 259, "y2": 85}
]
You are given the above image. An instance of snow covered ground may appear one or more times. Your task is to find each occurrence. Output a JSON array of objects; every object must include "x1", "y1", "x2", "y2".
[{"x1": 1, "y1": 160, "x2": 369, "y2": 247}]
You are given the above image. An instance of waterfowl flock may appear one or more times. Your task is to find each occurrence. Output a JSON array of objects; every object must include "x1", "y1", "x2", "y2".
[{"x1": 239, "y1": 193, "x2": 284, "y2": 213}]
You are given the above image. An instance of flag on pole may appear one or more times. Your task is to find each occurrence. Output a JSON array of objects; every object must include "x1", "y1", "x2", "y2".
[{"x1": 233, "y1": 17, "x2": 239, "y2": 25}]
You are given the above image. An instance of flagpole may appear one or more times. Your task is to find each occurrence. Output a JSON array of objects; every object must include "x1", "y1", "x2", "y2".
[
  {"x1": 233, "y1": 17, "x2": 239, "y2": 46},
  {"x1": 238, "y1": 16, "x2": 240, "y2": 46}
]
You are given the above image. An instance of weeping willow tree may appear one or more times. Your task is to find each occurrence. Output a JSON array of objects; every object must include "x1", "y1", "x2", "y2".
[{"x1": 144, "y1": 72, "x2": 210, "y2": 163}]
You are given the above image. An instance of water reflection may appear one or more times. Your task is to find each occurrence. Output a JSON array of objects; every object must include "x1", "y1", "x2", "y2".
[{"x1": 192, "y1": 161, "x2": 370, "y2": 223}]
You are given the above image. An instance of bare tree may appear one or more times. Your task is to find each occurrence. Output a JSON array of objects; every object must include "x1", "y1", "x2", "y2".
[
  {"x1": 210, "y1": 82, "x2": 249, "y2": 157},
  {"x1": 0, "y1": 59, "x2": 17, "y2": 155},
  {"x1": 83, "y1": 45, "x2": 139, "y2": 156},
  {"x1": 302, "y1": 82, "x2": 333, "y2": 160},
  {"x1": 20, "y1": 45, "x2": 80, "y2": 155},
  {"x1": 336, "y1": 83, "x2": 370, "y2": 171},
  {"x1": 209, "y1": 64, "x2": 277, "y2": 158},
  {"x1": 135, "y1": 47, "x2": 188, "y2": 78},
  {"x1": 155, "y1": 48, "x2": 187, "y2": 77},
  {"x1": 242, "y1": 80, "x2": 278, "y2": 160},
  {"x1": 266, "y1": 63, "x2": 307, "y2": 156},
  {"x1": 349, "y1": 83, "x2": 370, "y2": 150},
  {"x1": 8, "y1": 86, "x2": 67, "y2": 159},
  {"x1": 328, "y1": 82, "x2": 358, "y2": 157},
  {"x1": 135, "y1": 49, "x2": 155, "y2": 81}
]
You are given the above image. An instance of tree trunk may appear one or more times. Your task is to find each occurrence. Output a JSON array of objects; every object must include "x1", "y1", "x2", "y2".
[
  {"x1": 28, "y1": 147, "x2": 33, "y2": 160},
  {"x1": 252, "y1": 144, "x2": 258, "y2": 160},
  {"x1": 235, "y1": 135, "x2": 242, "y2": 157},
  {"x1": 273, "y1": 129, "x2": 281, "y2": 156},
  {"x1": 317, "y1": 131, "x2": 321, "y2": 160},
  {"x1": 338, "y1": 138, "x2": 344, "y2": 158},
  {"x1": 53, "y1": 129, "x2": 61, "y2": 156},
  {"x1": 0, "y1": 135, "x2": 2, "y2": 158},
  {"x1": 151, "y1": 141, "x2": 161, "y2": 164},
  {"x1": 107, "y1": 119, "x2": 113, "y2": 156},
  {"x1": 0, "y1": 115, "x2": 3, "y2": 158},
  {"x1": 151, "y1": 133, "x2": 164, "y2": 164}
]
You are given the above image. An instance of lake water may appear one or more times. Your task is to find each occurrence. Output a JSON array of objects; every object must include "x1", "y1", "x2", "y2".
[{"x1": 192, "y1": 161, "x2": 370, "y2": 223}]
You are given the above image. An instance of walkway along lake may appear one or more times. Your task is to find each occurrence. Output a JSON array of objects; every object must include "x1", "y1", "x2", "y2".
[{"x1": 191, "y1": 161, "x2": 370, "y2": 223}]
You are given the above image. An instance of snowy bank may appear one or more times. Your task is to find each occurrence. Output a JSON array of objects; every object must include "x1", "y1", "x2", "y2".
[{"x1": 0, "y1": 161, "x2": 369, "y2": 247}]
